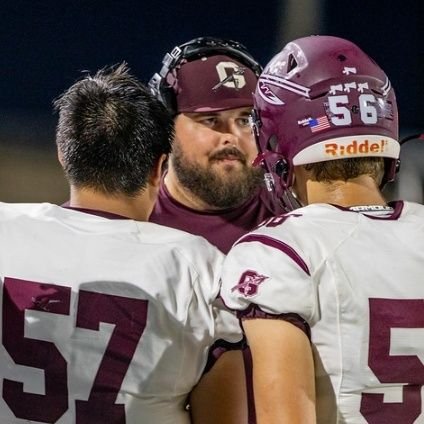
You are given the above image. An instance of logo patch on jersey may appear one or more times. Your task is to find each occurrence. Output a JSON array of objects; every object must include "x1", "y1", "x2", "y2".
[{"x1": 231, "y1": 270, "x2": 268, "y2": 297}]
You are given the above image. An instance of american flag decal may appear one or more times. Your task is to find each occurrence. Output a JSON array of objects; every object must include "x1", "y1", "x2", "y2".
[{"x1": 309, "y1": 115, "x2": 331, "y2": 133}]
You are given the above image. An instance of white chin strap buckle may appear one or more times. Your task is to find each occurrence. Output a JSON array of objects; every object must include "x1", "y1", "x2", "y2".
[{"x1": 264, "y1": 173, "x2": 275, "y2": 192}]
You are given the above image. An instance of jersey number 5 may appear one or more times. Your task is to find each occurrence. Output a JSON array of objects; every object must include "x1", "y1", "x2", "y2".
[
  {"x1": 360, "y1": 298, "x2": 424, "y2": 423},
  {"x1": 2, "y1": 276, "x2": 148, "y2": 423}
]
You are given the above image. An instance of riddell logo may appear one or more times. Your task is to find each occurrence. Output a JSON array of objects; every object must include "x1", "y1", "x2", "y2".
[{"x1": 325, "y1": 139, "x2": 388, "y2": 156}]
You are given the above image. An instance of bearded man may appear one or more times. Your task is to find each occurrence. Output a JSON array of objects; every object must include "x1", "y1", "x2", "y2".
[{"x1": 149, "y1": 37, "x2": 284, "y2": 253}]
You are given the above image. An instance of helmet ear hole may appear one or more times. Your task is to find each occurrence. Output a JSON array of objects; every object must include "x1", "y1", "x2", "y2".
[
  {"x1": 275, "y1": 159, "x2": 288, "y2": 179},
  {"x1": 395, "y1": 159, "x2": 401, "y2": 173},
  {"x1": 287, "y1": 54, "x2": 298, "y2": 73},
  {"x1": 267, "y1": 135, "x2": 278, "y2": 151}
]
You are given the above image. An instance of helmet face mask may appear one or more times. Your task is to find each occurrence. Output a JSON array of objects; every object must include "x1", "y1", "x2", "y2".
[
  {"x1": 252, "y1": 35, "x2": 400, "y2": 201},
  {"x1": 148, "y1": 36, "x2": 262, "y2": 116}
]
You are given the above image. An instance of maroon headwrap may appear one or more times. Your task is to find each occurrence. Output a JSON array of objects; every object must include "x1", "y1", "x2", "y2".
[{"x1": 167, "y1": 54, "x2": 258, "y2": 113}]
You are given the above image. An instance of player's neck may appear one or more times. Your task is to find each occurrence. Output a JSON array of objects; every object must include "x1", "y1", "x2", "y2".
[
  {"x1": 305, "y1": 175, "x2": 387, "y2": 208},
  {"x1": 68, "y1": 186, "x2": 154, "y2": 221},
  {"x1": 164, "y1": 166, "x2": 220, "y2": 211}
]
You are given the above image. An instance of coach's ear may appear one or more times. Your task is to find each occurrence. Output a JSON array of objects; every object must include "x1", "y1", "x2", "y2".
[{"x1": 149, "y1": 154, "x2": 167, "y2": 188}]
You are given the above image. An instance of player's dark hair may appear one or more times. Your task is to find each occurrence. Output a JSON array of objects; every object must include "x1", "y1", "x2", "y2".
[
  {"x1": 304, "y1": 157, "x2": 385, "y2": 185},
  {"x1": 54, "y1": 63, "x2": 174, "y2": 196}
]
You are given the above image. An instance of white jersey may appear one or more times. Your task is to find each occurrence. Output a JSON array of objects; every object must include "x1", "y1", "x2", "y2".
[
  {"x1": 220, "y1": 200, "x2": 424, "y2": 424},
  {"x1": 0, "y1": 202, "x2": 242, "y2": 424}
]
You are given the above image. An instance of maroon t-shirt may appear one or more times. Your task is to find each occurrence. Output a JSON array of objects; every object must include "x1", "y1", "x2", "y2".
[
  {"x1": 150, "y1": 179, "x2": 284, "y2": 422},
  {"x1": 149, "y1": 180, "x2": 285, "y2": 254}
]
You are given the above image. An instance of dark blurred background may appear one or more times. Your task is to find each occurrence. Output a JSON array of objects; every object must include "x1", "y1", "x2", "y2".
[{"x1": 1, "y1": 0, "x2": 423, "y2": 203}]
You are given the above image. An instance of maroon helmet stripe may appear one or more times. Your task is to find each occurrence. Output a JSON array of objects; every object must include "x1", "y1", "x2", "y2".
[{"x1": 236, "y1": 234, "x2": 310, "y2": 276}]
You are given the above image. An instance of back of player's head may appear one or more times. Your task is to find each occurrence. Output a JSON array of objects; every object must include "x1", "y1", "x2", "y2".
[
  {"x1": 54, "y1": 63, "x2": 174, "y2": 196},
  {"x1": 251, "y1": 35, "x2": 399, "y2": 195},
  {"x1": 148, "y1": 36, "x2": 262, "y2": 116}
]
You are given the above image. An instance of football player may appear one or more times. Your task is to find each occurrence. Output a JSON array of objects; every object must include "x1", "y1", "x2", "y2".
[
  {"x1": 0, "y1": 64, "x2": 246, "y2": 423},
  {"x1": 220, "y1": 35, "x2": 424, "y2": 423}
]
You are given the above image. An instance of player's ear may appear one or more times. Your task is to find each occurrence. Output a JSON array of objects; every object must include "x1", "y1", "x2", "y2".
[
  {"x1": 57, "y1": 146, "x2": 65, "y2": 167},
  {"x1": 149, "y1": 154, "x2": 167, "y2": 188}
]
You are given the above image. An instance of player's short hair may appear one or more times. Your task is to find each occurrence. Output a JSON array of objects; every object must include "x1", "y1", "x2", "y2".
[
  {"x1": 54, "y1": 63, "x2": 174, "y2": 196},
  {"x1": 304, "y1": 157, "x2": 385, "y2": 185}
]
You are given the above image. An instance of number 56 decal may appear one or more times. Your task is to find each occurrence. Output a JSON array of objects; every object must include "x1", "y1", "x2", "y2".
[
  {"x1": 328, "y1": 94, "x2": 378, "y2": 126},
  {"x1": 2, "y1": 277, "x2": 148, "y2": 423}
]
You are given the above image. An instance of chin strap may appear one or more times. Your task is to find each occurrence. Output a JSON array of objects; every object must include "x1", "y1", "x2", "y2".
[
  {"x1": 253, "y1": 151, "x2": 304, "y2": 212},
  {"x1": 279, "y1": 189, "x2": 304, "y2": 212}
]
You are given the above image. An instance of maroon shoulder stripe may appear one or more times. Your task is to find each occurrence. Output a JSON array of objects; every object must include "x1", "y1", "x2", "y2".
[{"x1": 236, "y1": 234, "x2": 310, "y2": 276}]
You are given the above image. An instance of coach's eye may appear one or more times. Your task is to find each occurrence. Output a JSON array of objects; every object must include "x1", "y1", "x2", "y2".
[
  {"x1": 198, "y1": 117, "x2": 218, "y2": 127},
  {"x1": 237, "y1": 116, "x2": 251, "y2": 127}
]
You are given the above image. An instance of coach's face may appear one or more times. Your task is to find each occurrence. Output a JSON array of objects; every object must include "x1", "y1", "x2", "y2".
[
  {"x1": 169, "y1": 106, "x2": 263, "y2": 209},
  {"x1": 174, "y1": 106, "x2": 257, "y2": 171}
]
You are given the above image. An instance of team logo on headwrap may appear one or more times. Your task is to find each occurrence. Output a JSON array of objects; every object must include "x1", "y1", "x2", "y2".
[
  {"x1": 213, "y1": 62, "x2": 246, "y2": 90},
  {"x1": 231, "y1": 270, "x2": 268, "y2": 297}
]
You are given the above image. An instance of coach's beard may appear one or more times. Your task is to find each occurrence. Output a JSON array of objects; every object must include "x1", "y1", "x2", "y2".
[{"x1": 172, "y1": 146, "x2": 264, "y2": 209}]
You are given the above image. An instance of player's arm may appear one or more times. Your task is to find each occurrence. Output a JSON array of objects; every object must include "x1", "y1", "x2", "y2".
[
  {"x1": 243, "y1": 317, "x2": 316, "y2": 424},
  {"x1": 189, "y1": 349, "x2": 248, "y2": 424}
]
